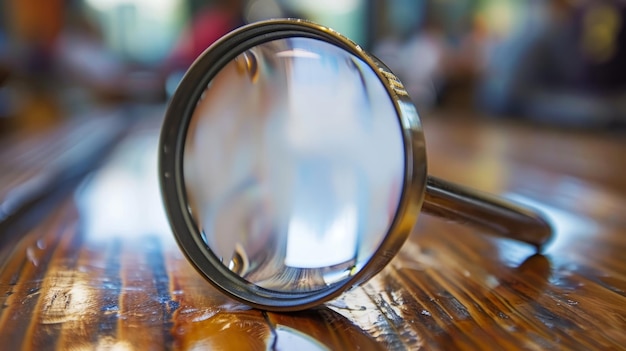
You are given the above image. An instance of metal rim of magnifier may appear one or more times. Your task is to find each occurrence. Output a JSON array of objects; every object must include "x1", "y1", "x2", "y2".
[
  {"x1": 159, "y1": 19, "x2": 553, "y2": 311},
  {"x1": 159, "y1": 19, "x2": 426, "y2": 311}
]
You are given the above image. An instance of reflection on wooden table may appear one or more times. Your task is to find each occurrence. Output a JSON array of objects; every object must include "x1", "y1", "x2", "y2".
[{"x1": 0, "y1": 111, "x2": 624, "y2": 350}]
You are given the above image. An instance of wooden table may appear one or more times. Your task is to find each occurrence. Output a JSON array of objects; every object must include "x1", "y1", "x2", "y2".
[{"x1": 0, "y1": 110, "x2": 624, "y2": 350}]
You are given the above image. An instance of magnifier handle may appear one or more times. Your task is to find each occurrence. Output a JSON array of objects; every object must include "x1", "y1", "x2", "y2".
[{"x1": 421, "y1": 176, "x2": 553, "y2": 250}]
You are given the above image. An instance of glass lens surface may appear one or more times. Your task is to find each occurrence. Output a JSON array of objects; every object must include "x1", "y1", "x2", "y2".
[{"x1": 183, "y1": 37, "x2": 404, "y2": 293}]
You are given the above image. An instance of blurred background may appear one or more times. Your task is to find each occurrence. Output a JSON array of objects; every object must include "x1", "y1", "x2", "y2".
[{"x1": 0, "y1": 0, "x2": 625, "y2": 134}]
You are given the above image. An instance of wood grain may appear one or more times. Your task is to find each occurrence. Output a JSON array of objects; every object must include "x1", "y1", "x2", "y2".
[{"x1": 0, "y1": 113, "x2": 624, "y2": 350}]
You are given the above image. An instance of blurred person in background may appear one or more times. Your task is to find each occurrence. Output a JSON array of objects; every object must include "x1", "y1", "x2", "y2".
[
  {"x1": 373, "y1": 0, "x2": 488, "y2": 110},
  {"x1": 478, "y1": 0, "x2": 626, "y2": 128},
  {"x1": 165, "y1": 0, "x2": 246, "y2": 73},
  {"x1": 0, "y1": 0, "x2": 66, "y2": 132},
  {"x1": 163, "y1": 0, "x2": 247, "y2": 96},
  {"x1": 374, "y1": 1, "x2": 446, "y2": 108}
]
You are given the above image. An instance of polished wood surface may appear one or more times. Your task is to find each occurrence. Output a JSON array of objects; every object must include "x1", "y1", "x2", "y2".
[{"x1": 0, "y1": 112, "x2": 624, "y2": 350}]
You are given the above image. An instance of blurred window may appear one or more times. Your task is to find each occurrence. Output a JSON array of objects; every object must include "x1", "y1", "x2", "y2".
[{"x1": 84, "y1": 0, "x2": 185, "y2": 64}]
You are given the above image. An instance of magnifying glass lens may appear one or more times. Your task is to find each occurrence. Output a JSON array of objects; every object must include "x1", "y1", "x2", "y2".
[{"x1": 183, "y1": 37, "x2": 405, "y2": 293}]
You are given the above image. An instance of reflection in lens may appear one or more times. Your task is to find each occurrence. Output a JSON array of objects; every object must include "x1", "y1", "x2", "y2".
[{"x1": 184, "y1": 37, "x2": 404, "y2": 293}]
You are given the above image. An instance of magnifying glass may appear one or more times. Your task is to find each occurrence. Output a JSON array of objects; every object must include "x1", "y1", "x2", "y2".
[{"x1": 159, "y1": 19, "x2": 552, "y2": 311}]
